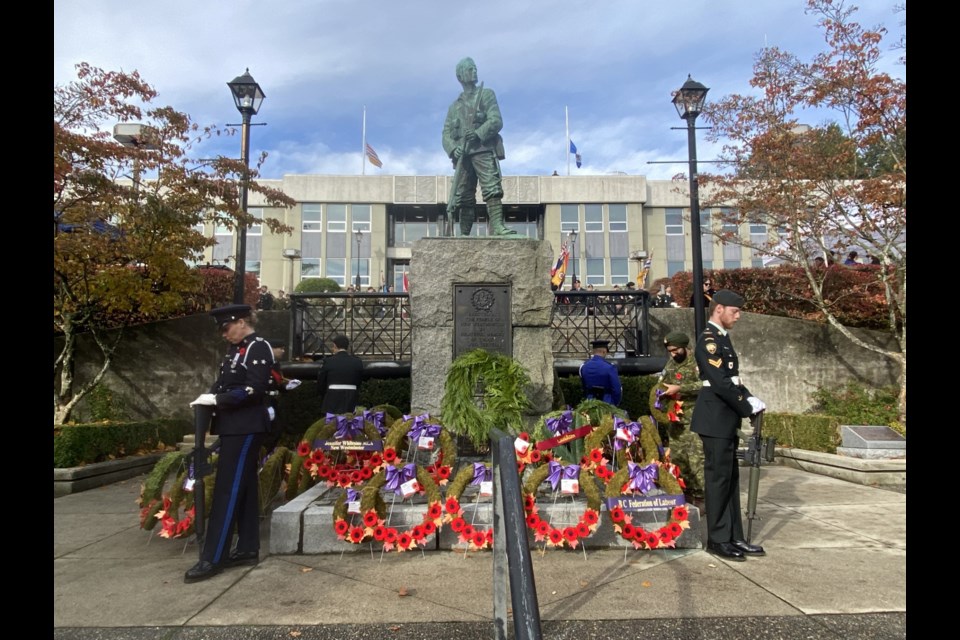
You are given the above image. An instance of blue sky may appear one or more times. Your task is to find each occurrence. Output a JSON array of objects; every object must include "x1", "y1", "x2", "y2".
[{"x1": 54, "y1": 0, "x2": 904, "y2": 181}]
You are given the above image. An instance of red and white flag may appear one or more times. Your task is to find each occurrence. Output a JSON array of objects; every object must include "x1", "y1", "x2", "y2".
[{"x1": 365, "y1": 143, "x2": 383, "y2": 168}]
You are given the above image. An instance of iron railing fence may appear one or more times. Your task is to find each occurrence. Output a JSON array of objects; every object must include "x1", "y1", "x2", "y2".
[{"x1": 289, "y1": 290, "x2": 650, "y2": 362}]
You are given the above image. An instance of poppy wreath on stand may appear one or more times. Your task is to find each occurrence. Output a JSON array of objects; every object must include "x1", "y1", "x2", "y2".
[
  {"x1": 649, "y1": 382, "x2": 683, "y2": 426},
  {"x1": 332, "y1": 486, "x2": 388, "y2": 545},
  {"x1": 581, "y1": 415, "x2": 664, "y2": 484},
  {"x1": 350, "y1": 460, "x2": 444, "y2": 553},
  {"x1": 604, "y1": 460, "x2": 690, "y2": 550},
  {"x1": 443, "y1": 462, "x2": 495, "y2": 551},
  {"x1": 300, "y1": 412, "x2": 387, "y2": 489},
  {"x1": 138, "y1": 449, "x2": 218, "y2": 539},
  {"x1": 522, "y1": 460, "x2": 602, "y2": 549},
  {"x1": 392, "y1": 413, "x2": 457, "y2": 488}
]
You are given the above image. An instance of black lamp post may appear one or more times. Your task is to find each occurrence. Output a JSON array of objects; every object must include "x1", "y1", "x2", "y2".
[
  {"x1": 672, "y1": 74, "x2": 709, "y2": 337},
  {"x1": 354, "y1": 229, "x2": 363, "y2": 288},
  {"x1": 568, "y1": 230, "x2": 578, "y2": 289},
  {"x1": 227, "y1": 68, "x2": 265, "y2": 304}
]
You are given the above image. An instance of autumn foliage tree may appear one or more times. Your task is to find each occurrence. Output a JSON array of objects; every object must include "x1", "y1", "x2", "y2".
[
  {"x1": 54, "y1": 63, "x2": 294, "y2": 425},
  {"x1": 698, "y1": 0, "x2": 906, "y2": 424}
]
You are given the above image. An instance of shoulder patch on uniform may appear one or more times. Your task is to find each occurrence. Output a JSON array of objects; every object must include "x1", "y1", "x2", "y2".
[
  {"x1": 706, "y1": 343, "x2": 717, "y2": 354},
  {"x1": 707, "y1": 357, "x2": 723, "y2": 368}
]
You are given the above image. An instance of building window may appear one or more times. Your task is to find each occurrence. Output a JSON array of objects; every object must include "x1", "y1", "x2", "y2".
[
  {"x1": 699, "y1": 209, "x2": 713, "y2": 264},
  {"x1": 303, "y1": 204, "x2": 322, "y2": 232},
  {"x1": 505, "y1": 209, "x2": 539, "y2": 239},
  {"x1": 351, "y1": 204, "x2": 371, "y2": 233},
  {"x1": 248, "y1": 208, "x2": 263, "y2": 236},
  {"x1": 584, "y1": 204, "x2": 603, "y2": 232},
  {"x1": 325, "y1": 258, "x2": 346, "y2": 286},
  {"x1": 608, "y1": 204, "x2": 627, "y2": 232},
  {"x1": 750, "y1": 221, "x2": 767, "y2": 267},
  {"x1": 560, "y1": 204, "x2": 579, "y2": 233},
  {"x1": 327, "y1": 204, "x2": 347, "y2": 232},
  {"x1": 665, "y1": 208, "x2": 684, "y2": 235},
  {"x1": 301, "y1": 258, "x2": 321, "y2": 278},
  {"x1": 586, "y1": 258, "x2": 605, "y2": 286},
  {"x1": 393, "y1": 208, "x2": 442, "y2": 246},
  {"x1": 665, "y1": 207, "x2": 685, "y2": 276},
  {"x1": 610, "y1": 258, "x2": 629, "y2": 285},
  {"x1": 722, "y1": 219, "x2": 741, "y2": 269}
]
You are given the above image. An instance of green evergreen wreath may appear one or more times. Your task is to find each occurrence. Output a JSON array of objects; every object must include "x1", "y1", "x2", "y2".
[{"x1": 440, "y1": 349, "x2": 531, "y2": 448}]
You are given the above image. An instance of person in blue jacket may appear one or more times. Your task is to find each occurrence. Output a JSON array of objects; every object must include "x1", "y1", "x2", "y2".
[{"x1": 578, "y1": 339, "x2": 622, "y2": 406}]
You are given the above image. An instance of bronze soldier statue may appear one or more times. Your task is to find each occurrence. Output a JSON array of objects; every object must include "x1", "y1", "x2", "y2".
[{"x1": 442, "y1": 57, "x2": 515, "y2": 237}]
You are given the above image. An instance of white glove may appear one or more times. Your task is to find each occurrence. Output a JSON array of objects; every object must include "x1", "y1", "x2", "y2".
[
  {"x1": 285, "y1": 379, "x2": 302, "y2": 391},
  {"x1": 190, "y1": 393, "x2": 217, "y2": 407},
  {"x1": 267, "y1": 406, "x2": 276, "y2": 421},
  {"x1": 747, "y1": 396, "x2": 766, "y2": 414}
]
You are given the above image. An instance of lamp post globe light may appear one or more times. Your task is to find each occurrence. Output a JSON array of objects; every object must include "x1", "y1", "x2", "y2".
[
  {"x1": 227, "y1": 68, "x2": 265, "y2": 304},
  {"x1": 672, "y1": 75, "x2": 709, "y2": 337},
  {"x1": 354, "y1": 228, "x2": 363, "y2": 289}
]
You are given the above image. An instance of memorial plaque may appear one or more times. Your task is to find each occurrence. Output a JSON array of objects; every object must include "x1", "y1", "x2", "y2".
[
  {"x1": 454, "y1": 284, "x2": 512, "y2": 357},
  {"x1": 841, "y1": 425, "x2": 906, "y2": 449}
]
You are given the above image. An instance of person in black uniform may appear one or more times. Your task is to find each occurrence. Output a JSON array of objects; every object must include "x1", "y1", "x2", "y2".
[
  {"x1": 578, "y1": 339, "x2": 622, "y2": 406},
  {"x1": 318, "y1": 334, "x2": 364, "y2": 414},
  {"x1": 184, "y1": 304, "x2": 272, "y2": 583},
  {"x1": 690, "y1": 290, "x2": 767, "y2": 562},
  {"x1": 262, "y1": 339, "x2": 301, "y2": 453}
]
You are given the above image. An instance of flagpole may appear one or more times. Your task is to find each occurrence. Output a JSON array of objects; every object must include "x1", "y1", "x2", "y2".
[
  {"x1": 361, "y1": 105, "x2": 367, "y2": 176},
  {"x1": 565, "y1": 106, "x2": 570, "y2": 176}
]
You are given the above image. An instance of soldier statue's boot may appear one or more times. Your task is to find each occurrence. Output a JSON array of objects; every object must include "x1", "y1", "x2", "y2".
[
  {"x1": 459, "y1": 206, "x2": 475, "y2": 236},
  {"x1": 486, "y1": 198, "x2": 516, "y2": 236}
]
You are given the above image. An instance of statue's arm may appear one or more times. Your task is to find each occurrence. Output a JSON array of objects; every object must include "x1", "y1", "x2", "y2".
[
  {"x1": 442, "y1": 102, "x2": 460, "y2": 158},
  {"x1": 476, "y1": 88, "x2": 503, "y2": 144}
]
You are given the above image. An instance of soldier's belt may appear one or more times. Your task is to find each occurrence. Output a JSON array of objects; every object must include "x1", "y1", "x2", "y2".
[
  {"x1": 328, "y1": 384, "x2": 357, "y2": 390},
  {"x1": 701, "y1": 376, "x2": 740, "y2": 387}
]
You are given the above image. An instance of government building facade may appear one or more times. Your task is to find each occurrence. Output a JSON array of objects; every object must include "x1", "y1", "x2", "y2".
[{"x1": 198, "y1": 173, "x2": 775, "y2": 295}]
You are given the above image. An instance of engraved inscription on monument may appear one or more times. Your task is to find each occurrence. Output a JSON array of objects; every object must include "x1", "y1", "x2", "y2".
[{"x1": 454, "y1": 284, "x2": 511, "y2": 358}]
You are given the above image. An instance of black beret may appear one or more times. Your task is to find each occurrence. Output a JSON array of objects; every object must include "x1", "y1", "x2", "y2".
[
  {"x1": 269, "y1": 338, "x2": 286, "y2": 349},
  {"x1": 210, "y1": 304, "x2": 252, "y2": 330},
  {"x1": 590, "y1": 339, "x2": 610, "y2": 349},
  {"x1": 713, "y1": 289, "x2": 745, "y2": 307},
  {"x1": 664, "y1": 331, "x2": 690, "y2": 347}
]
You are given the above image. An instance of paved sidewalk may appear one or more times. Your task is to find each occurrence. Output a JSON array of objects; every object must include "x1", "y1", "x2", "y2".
[{"x1": 54, "y1": 464, "x2": 907, "y2": 639}]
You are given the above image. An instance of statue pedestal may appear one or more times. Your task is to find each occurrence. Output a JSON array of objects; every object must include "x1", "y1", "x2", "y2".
[{"x1": 408, "y1": 237, "x2": 556, "y2": 418}]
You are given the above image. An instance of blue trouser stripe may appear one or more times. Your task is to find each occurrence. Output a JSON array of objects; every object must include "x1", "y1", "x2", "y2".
[{"x1": 211, "y1": 434, "x2": 255, "y2": 564}]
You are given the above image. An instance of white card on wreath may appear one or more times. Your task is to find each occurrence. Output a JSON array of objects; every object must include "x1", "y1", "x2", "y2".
[
  {"x1": 514, "y1": 438, "x2": 530, "y2": 455},
  {"x1": 418, "y1": 436, "x2": 435, "y2": 451},
  {"x1": 479, "y1": 480, "x2": 493, "y2": 497},
  {"x1": 184, "y1": 478, "x2": 195, "y2": 491},
  {"x1": 400, "y1": 478, "x2": 419, "y2": 498},
  {"x1": 615, "y1": 427, "x2": 635, "y2": 443},
  {"x1": 347, "y1": 500, "x2": 361, "y2": 514},
  {"x1": 561, "y1": 478, "x2": 579, "y2": 495}
]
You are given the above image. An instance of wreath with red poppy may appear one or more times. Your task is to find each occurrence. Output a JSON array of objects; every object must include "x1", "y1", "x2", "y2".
[
  {"x1": 521, "y1": 461, "x2": 602, "y2": 549},
  {"x1": 649, "y1": 381, "x2": 684, "y2": 426},
  {"x1": 385, "y1": 415, "x2": 457, "y2": 488},
  {"x1": 442, "y1": 462, "x2": 495, "y2": 551},
  {"x1": 604, "y1": 463, "x2": 690, "y2": 549},
  {"x1": 292, "y1": 412, "x2": 387, "y2": 490},
  {"x1": 331, "y1": 461, "x2": 444, "y2": 553},
  {"x1": 581, "y1": 415, "x2": 663, "y2": 485},
  {"x1": 138, "y1": 450, "x2": 216, "y2": 540}
]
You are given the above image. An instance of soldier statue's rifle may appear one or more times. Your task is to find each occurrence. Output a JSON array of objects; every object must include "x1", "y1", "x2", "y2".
[
  {"x1": 191, "y1": 405, "x2": 215, "y2": 560},
  {"x1": 738, "y1": 409, "x2": 777, "y2": 543},
  {"x1": 446, "y1": 81, "x2": 484, "y2": 221}
]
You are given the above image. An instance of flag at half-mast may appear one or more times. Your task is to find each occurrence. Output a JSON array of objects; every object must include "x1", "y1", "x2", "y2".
[
  {"x1": 365, "y1": 143, "x2": 383, "y2": 168},
  {"x1": 636, "y1": 250, "x2": 653, "y2": 288},
  {"x1": 550, "y1": 242, "x2": 570, "y2": 288},
  {"x1": 402, "y1": 271, "x2": 409, "y2": 292},
  {"x1": 569, "y1": 140, "x2": 582, "y2": 168}
]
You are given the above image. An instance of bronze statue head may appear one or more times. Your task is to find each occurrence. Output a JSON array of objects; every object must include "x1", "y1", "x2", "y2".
[{"x1": 456, "y1": 57, "x2": 477, "y2": 84}]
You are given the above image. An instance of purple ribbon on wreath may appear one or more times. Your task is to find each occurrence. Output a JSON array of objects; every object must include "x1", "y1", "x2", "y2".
[
  {"x1": 331, "y1": 414, "x2": 365, "y2": 439},
  {"x1": 547, "y1": 460, "x2": 580, "y2": 492},
  {"x1": 407, "y1": 414, "x2": 441, "y2": 442},
  {"x1": 545, "y1": 409, "x2": 575, "y2": 436},
  {"x1": 627, "y1": 461, "x2": 659, "y2": 494},
  {"x1": 654, "y1": 388, "x2": 668, "y2": 410},
  {"x1": 385, "y1": 463, "x2": 417, "y2": 495},
  {"x1": 612, "y1": 416, "x2": 642, "y2": 450},
  {"x1": 362, "y1": 409, "x2": 387, "y2": 436},
  {"x1": 346, "y1": 488, "x2": 361, "y2": 503},
  {"x1": 471, "y1": 462, "x2": 493, "y2": 486}
]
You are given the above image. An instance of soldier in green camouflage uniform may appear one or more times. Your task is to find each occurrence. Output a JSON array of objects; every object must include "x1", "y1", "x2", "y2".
[{"x1": 653, "y1": 331, "x2": 705, "y2": 498}]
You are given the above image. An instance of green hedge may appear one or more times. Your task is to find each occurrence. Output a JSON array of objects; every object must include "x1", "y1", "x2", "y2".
[
  {"x1": 53, "y1": 419, "x2": 189, "y2": 468},
  {"x1": 763, "y1": 413, "x2": 841, "y2": 453},
  {"x1": 556, "y1": 374, "x2": 659, "y2": 421}
]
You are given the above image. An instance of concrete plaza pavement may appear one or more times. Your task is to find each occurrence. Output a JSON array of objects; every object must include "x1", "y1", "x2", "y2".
[{"x1": 54, "y1": 463, "x2": 907, "y2": 639}]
